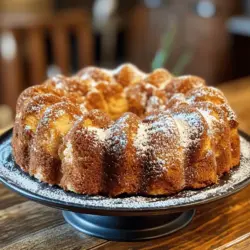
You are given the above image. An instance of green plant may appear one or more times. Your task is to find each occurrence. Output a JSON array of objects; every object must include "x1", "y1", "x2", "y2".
[{"x1": 151, "y1": 28, "x2": 192, "y2": 75}]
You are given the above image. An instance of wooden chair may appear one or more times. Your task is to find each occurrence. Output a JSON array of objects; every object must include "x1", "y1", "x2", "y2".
[{"x1": 0, "y1": 9, "x2": 93, "y2": 111}]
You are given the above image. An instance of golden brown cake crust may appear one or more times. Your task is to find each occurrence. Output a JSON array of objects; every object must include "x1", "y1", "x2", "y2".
[
  {"x1": 59, "y1": 110, "x2": 113, "y2": 194},
  {"x1": 28, "y1": 102, "x2": 82, "y2": 184},
  {"x1": 12, "y1": 64, "x2": 240, "y2": 196},
  {"x1": 12, "y1": 94, "x2": 62, "y2": 172},
  {"x1": 142, "y1": 111, "x2": 185, "y2": 195},
  {"x1": 104, "y1": 113, "x2": 143, "y2": 196}
]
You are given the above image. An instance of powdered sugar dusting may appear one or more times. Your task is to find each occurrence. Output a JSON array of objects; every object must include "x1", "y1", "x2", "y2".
[
  {"x1": 64, "y1": 142, "x2": 73, "y2": 164},
  {"x1": 134, "y1": 123, "x2": 150, "y2": 152},
  {"x1": 173, "y1": 111, "x2": 203, "y2": 149},
  {"x1": 0, "y1": 134, "x2": 249, "y2": 210},
  {"x1": 86, "y1": 127, "x2": 106, "y2": 142},
  {"x1": 175, "y1": 119, "x2": 189, "y2": 148},
  {"x1": 198, "y1": 109, "x2": 217, "y2": 135}
]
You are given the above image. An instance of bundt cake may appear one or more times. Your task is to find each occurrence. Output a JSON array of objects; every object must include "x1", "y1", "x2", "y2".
[{"x1": 12, "y1": 63, "x2": 240, "y2": 196}]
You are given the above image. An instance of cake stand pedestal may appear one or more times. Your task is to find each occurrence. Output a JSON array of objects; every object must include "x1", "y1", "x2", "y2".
[{"x1": 63, "y1": 210, "x2": 195, "y2": 241}]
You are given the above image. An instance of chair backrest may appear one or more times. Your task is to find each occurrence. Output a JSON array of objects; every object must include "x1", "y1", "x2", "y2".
[{"x1": 0, "y1": 9, "x2": 93, "y2": 111}]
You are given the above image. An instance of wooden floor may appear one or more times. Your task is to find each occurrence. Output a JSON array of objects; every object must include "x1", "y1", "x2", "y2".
[{"x1": 0, "y1": 77, "x2": 250, "y2": 249}]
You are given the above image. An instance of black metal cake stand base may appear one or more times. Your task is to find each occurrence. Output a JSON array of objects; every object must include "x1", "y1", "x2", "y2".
[{"x1": 63, "y1": 210, "x2": 195, "y2": 241}]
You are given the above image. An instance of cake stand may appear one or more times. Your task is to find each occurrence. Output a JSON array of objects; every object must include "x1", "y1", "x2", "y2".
[{"x1": 1, "y1": 129, "x2": 250, "y2": 241}]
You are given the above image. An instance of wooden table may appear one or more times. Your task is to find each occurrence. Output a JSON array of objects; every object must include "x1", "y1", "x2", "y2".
[{"x1": 1, "y1": 77, "x2": 250, "y2": 250}]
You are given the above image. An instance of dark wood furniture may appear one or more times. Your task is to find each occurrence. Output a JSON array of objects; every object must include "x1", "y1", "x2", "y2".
[
  {"x1": 227, "y1": 15, "x2": 250, "y2": 80},
  {"x1": 126, "y1": 0, "x2": 239, "y2": 85},
  {"x1": 1, "y1": 77, "x2": 250, "y2": 249},
  {"x1": 0, "y1": 9, "x2": 93, "y2": 111}
]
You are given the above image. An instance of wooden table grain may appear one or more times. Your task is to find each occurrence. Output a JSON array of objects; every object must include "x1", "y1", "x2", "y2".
[{"x1": 1, "y1": 77, "x2": 250, "y2": 250}]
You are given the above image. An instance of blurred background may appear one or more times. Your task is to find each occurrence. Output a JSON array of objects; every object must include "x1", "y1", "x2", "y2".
[{"x1": 0, "y1": 0, "x2": 250, "y2": 132}]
